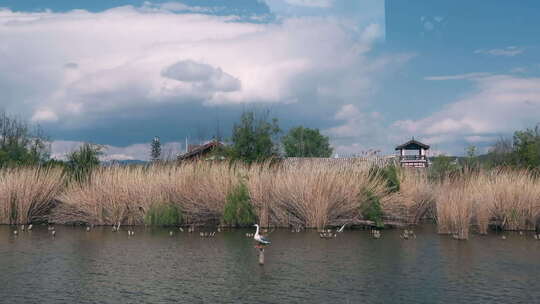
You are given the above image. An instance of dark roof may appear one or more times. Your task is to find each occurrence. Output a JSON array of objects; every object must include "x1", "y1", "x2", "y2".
[
  {"x1": 177, "y1": 141, "x2": 223, "y2": 160},
  {"x1": 395, "y1": 139, "x2": 430, "y2": 150}
]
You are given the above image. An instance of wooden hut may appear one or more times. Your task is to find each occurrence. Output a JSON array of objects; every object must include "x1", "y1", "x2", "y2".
[
  {"x1": 177, "y1": 140, "x2": 224, "y2": 161},
  {"x1": 395, "y1": 138, "x2": 430, "y2": 168}
]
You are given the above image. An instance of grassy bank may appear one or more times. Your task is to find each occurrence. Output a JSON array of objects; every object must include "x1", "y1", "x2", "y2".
[{"x1": 1, "y1": 162, "x2": 540, "y2": 237}]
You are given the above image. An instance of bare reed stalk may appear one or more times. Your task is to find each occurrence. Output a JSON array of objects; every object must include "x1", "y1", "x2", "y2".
[
  {"x1": 382, "y1": 168, "x2": 434, "y2": 224},
  {"x1": 435, "y1": 176, "x2": 474, "y2": 239},
  {"x1": 270, "y1": 160, "x2": 385, "y2": 229},
  {"x1": 0, "y1": 167, "x2": 64, "y2": 224},
  {"x1": 488, "y1": 170, "x2": 540, "y2": 231}
]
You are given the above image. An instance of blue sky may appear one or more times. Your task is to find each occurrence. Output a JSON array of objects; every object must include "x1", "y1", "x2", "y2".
[{"x1": 0, "y1": 0, "x2": 539, "y2": 160}]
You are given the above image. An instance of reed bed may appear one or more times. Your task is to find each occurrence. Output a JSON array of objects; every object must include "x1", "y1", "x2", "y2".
[
  {"x1": 0, "y1": 167, "x2": 64, "y2": 224},
  {"x1": 382, "y1": 169, "x2": 435, "y2": 225},
  {"x1": 434, "y1": 169, "x2": 540, "y2": 239},
  {"x1": 2, "y1": 161, "x2": 540, "y2": 234},
  {"x1": 256, "y1": 160, "x2": 386, "y2": 229}
]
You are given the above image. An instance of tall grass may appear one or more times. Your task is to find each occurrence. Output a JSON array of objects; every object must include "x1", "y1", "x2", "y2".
[
  {"x1": 2, "y1": 162, "x2": 539, "y2": 233},
  {"x1": 0, "y1": 167, "x2": 64, "y2": 224},
  {"x1": 382, "y1": 168, "x2": 435, "y2": 225}
]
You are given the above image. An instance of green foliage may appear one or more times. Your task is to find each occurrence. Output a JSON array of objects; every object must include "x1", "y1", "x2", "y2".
[
  {"x1": 66, "y1": 143, "x2": 103, "y2": 182},
  {"x1": 223, "y1": 181, "x2": 256, "y2": 226},
  {"x1": 512, "y1": 126, "x2": 540, "y2": 168},
  {"x1": 429, "y1": 154, "x2": 459, "y2": 181},
  {"x1": 150, "y1": 136, "x2": 161, "y2": 162},
  {"x1": 230, "y1": 111, "x2": 281, "y2": 163},
  {"x1": 282, "y1": 126, "x2": 333, "y2": 157},
  {"x1": 360, "y1": 189, "x2": 384, "y2": 228},
  {"x1": 0, "y1": 111, "x2": 50, "y2": 167},
  {"x1": 369, "y1": 165, "x2": 400, "y2": 193},
  {"x1": 144, "y1": 203, "x2": 183, "y2": 226}
]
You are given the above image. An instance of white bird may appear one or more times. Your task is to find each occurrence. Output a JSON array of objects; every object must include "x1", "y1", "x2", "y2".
[
  {"x1": 13, "y1": 230, "x2": 18, "y2": 235},
  {"x1": 253, "y1": 224, "x2": 271, "y2": 245},
  {"x1": 51, "y1": 230, "x2": 56, "y2": 237},
  {"x1": 28, "y1": 224, "x2": 33, "y2": 231},
  {"x1": 337, "y1": 224, "x2": 346, "y2": 233},
  {"x1": 179, "y1": 227, "x2": 184, "y2": 232},
  {"x1": 169, "y1": 231, "x2": 174, "y2": 236},
  {"x1": 21, "y1": 225, "x2": 25, "y2": 231},
  {"x1": 86, "y1": 226, "x2": 91, "y2": 232}
]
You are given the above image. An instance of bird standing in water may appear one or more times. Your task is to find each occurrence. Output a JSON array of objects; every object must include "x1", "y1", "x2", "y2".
[{"x1": 253, "y1": 224, "x2": 271, "y2": 245}]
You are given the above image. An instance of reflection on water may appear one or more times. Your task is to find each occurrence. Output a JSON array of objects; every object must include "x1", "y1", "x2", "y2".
[{"x1": 1, "y1": 225, "x2": 539, "y2": 303}]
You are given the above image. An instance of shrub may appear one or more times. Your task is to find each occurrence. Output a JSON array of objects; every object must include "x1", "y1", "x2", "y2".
[
  {"x1": 223, "y1": 181, "x2": 256, "y2": 226},
  {"x1": 369, "y1": 165, "x2": 400, "y2": 193},
  {"x1": 144, "y1": 203, "x2": 183, "y2": 226},
  {"x1": 360, "y1": 189, "x2": 384, "y2": 228}
]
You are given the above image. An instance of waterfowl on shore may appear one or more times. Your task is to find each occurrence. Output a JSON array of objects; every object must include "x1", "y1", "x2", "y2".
[
  {"x1": 21, "y1": 225, "x2": 25, "y2": 231},
  {"x1": 169, "y1": 231, "x2": 174, "y2": 236},
  {"x1": 501, "y1": 235, "x2": 507, "y2": 240},
  {"x1": 253, "y1": 224, "x2": 271, "y2": 245},
  {"x1": 534, "y1": 234, "x2": 539, "y2": 240},
  {"x1": 291, "y1": 226, "x2": 303, "y2": 233},
  {"x1": 337, "y1": 224, "x2": 346, "y2": 233},
  {"x1": 519, "y1": 231, "x2": 524, "y2": 236},
  {"x1": 371, "y1": 230, "x2": 381, "y2": 239},
  {"x1": 86, "y1": 226, "x2": 91, "y2": 232},
  {"x1": 178, "y1": 227, "x2": 184, "y2": 232},
  {"x1": 319, "y1": 231, "x2": 336, "y2": 238},
  {"x1": 28, "y1": 224, "x2": 33, "y2": 231},
  {"x1": 13, "y1": 230, "x2": 18, "y2": 235},
  {"x1": 51, "y1": 230, "x2": 56, "y2": 237},
  {"x1": 112, "y1": 226, "x2": 117, "y2": 232}
]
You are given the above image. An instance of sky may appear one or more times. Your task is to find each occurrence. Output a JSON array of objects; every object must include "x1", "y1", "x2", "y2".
[{"x1": 0, "y1": 0, "x2": 539, "y2": 160}]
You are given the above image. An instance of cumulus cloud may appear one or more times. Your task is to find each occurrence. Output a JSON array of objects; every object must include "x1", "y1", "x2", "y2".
[
  {"x1": 284, "y1": 0, "x2": 334, "y2": 8},
  {"x1": 0, "y1": 6, "x2": 385, "y2": 128},
  {"x1": 392, "y1": 74, "x2": 540, "y2": 153},
  {"x1": 325, "y1": 104, "x2": 389, "y2": 155},
  {"x1": 474, "y1": 46, "x2": 524, "y2": 57}
]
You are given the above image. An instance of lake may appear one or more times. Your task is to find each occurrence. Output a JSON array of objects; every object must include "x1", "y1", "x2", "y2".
[{"x1": 1, "y1": 225, "x2": 539, "y2": 303}]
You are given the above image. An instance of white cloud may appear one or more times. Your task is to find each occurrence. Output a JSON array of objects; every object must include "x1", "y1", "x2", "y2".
[
  {"x1": 325, "y1": 104, "x2": 388, "y2": 155},
  {"x1": 284, "y1": 0, "x2": 334, "y2": 8},
  {"x1": 393, "y1": 75, "x2": 540, "y2": 152},
  {"x1": 474, "y1": 46, "x2": 524, "y2": 57},
  {"x1": 424, "y1": 72, "x2": 491, "y2": 81},
  {"x1": 0, "y1": 6, "x2": 386, "y2": 127}
]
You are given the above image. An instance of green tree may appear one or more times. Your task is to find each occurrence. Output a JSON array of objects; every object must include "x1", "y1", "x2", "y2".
[
  {"x1": 513, "y1": 125, "x2": 540, "y2": 168},
  {"x1": 230, "y1": 111, "x2": 281, "y2": 163},
  {"x1": 0, "y1": 111, "x2": 50, "y2": 166},
  {"x1": 282, "y1": 126, "x2": 333, "y2": 157},
  {"x1": 150, "y1": 136, "x2": 161, "y2": 162},
  {"x1": 66, "y1": 143, "x2": 103, "y2": 182}
]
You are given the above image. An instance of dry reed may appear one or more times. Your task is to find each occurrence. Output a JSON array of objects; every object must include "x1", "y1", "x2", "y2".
[{"x1": 0, "y1": 167, "x2": 65, "y2": 224}]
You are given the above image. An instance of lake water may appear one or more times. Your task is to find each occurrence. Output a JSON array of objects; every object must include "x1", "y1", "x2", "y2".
[{"x1": 1, "y1": 225, "x2": 539, "y2": 303}]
